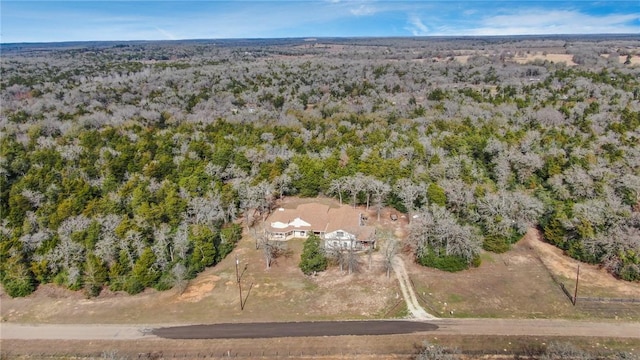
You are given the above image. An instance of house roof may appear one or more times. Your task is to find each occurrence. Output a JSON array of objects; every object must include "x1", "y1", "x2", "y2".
[
  {"x1": 326, "y1": 205, "x2": 375, "y2": 239},
  {"x1": 266, "y1": 202, "x2": 375, "y2": 240},
  {"x1": 267, "y1": 203, "x2": 329, "y2": 232}
]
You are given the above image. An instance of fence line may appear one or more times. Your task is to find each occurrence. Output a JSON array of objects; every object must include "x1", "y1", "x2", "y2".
[
  {"x1": 383, "y1": 298, "x2": 405, "y2": 317},
  {"x1": 559, "y1": 283, "x2": 575, "y2": 304},
  {"x1": 408, "y1": 276, "x2": 442, "y2": 317},
  {"x1": 530, "y1": 251, "x2": 576, "y2": 304},
  {"x1": 576, "y1": 297, "x2": 640, "y2": 303},
  {"x1": 530, "y1": 250, "x2": 640, "y2": 306}
]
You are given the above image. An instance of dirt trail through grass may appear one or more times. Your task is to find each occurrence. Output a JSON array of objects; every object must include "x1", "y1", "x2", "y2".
[{"x1": 392, "y1": 256, "x2": 436, "y2": 320}]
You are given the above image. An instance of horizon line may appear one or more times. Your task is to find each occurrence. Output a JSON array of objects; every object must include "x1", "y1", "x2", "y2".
[{"x1": 2, "y1": 33, "x2": 639, "y2": 47}]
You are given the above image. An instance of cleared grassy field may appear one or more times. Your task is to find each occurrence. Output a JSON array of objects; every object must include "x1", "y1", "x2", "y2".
[
  {"x1": 2, "y1": 200, "x2": 639, "y2": 325},
  {"x1": 2, "y1": 200, "x2": 639, "y2": 358}
]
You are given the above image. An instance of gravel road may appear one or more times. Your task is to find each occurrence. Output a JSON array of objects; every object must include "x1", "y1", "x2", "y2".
[{"x1": 2, "y1": 319, "x2": 638, "y2": 340}]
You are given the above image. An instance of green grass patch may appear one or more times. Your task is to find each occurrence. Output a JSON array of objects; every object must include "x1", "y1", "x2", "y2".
[
  {"x1": 448, "y1": 293, "x2": 464, "y2": 303},
  {"x1": 480, "y1": 252, "x2": 496, "y2": 263},
  {"x1": 393, "y1": 305, "x2": 409, "y2": 318},
  {"x1": 303, "y1": 279, "x2": 318, "y2": 291}
]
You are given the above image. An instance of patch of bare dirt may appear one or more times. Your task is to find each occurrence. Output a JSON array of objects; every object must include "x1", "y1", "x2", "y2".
[
  {"x1": 453, "y1": 55, "x2": 471, "y2": 64},
  {"x1": 277, "y1": 195, "x2": 342, "y2": 209},
  {"x1": 176, "y1": 275, "x2": 220, "y2": 303}
]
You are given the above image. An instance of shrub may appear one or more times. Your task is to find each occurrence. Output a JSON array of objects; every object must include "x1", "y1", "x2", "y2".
[
  {"x1": 427, "y1": 183, "x2": 447, "y2": 207},
  {"x1": 153, "y1": 272, "x2": 175, "y2": 291},
  {"x1": 299, "y1": 235, "x2": 328, "y2": 275},
  {"x1": 619, "y1": 263, "x2": 640, "y2": 282},
  {"x1": 124, "y1": 277, "x2": 144, "y2": 295},
  {"x1": 1, "y1": 274, "x2": 35, "y2": 297},
  {"x1": 417, "y1": 250, "x2": 478, "y2": 272},
  {"x1": 482, "y1": 234, "x2": 510, "y2": 253},
  {"x1": 1, "y1": 240, "x2": 35, "y2": 298},
  {"x1": 415, "y1": 341, "x2": 460, "y2": 360},
  {"x1": 84, "y1": 283, "x2": 102, "y2": 298}
]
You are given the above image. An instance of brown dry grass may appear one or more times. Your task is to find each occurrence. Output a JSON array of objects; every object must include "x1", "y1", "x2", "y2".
[
  {"x1": 0, "y1": 198, "x2": 406, "y2": 324},
  {"x1": 525, "y1": 228, "x2": 640, "y2": 298},
  {"x1": 628, "y1": 54, "x2": 640, "y2": 65},
  {"x1": 406, "y1": 228, "x2": 640, "y2": 321},
  {"x1": 512, "y1": 52, "x2": 577, "y2": 65},
  {"x1": 601, "y1": 53, "x2": 640, "y2": 65},
  {"x1": 2, "y1": 198, "x2": 640, "y2": 359},
  {"x1": 1, "y1": 198, "x2": 639, "y2": 327},
  {"x1": 3, "y1": 335, "x2": 640, "y2": 359}
]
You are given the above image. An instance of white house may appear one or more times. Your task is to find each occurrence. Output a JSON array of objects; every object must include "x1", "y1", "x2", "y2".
[{"x1": 265, "y1": 202, "x2": 376, "y2": 251}]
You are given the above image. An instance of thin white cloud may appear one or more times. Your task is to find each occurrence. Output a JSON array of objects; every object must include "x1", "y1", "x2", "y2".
[
  {"x1": 405, "y1": 15, "x2": 429, "y2": 36},
  {"x1": 350, "y1": 4, "x2": 376, "y2": 16},
  {"x1": 193, "y1": 4, "x2": 337, "y2": 38},
  {"x1": 155, "y1": 27, "x2": 177, "y2": 40},
  {"x1": 3, "y1": 1, "x2": 639, "y2": 42},
  {"x1": 465, "y1": 9, "x2": 640, "y2": 35}
]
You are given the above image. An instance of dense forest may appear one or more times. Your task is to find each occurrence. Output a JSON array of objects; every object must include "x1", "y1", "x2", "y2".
[{"x1": 1, "y1": 36, "x2": 639, "y2": 297}]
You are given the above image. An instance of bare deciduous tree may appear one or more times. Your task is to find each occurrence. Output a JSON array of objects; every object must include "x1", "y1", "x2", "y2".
[
  {"x1": 382, "y1": 238, "x2": 399, "y2": 278},
  {"x1": 370, "y1": 179, "x2": 391, "y2": 221},
  {"x1": 409, "y1": 205, "x2": 481, "y2": 262},
  {"x1": 260, "y1": 238, "x2": 287, "y2": 270},
  {"x1": 94, "y1": 215, "x2": 121, "y2": 266},
  {"x1": 273, "y1": 173, "x2": 293, "y2": 199},
  {"x1": 345, "y1": 246, "x2": 360, "y2": 275},
  {"x1": 343, "y1": 173, "x2": 367, "y2": 208},
  {"x1": 395, "y1": 178, "x2": 424, "y2": 222},
  {"x1": 237, "y1": 181, "x2": 275, "y2": 227},
  {"x1": 187, "y1": 193, "x2": 225, "y2": 226},
  {"x1": 328, "y1": 177, "x2": 346, "y2": 205},
  {"x1": 152, "y1": 224, "x2": 172, "y2": 271},
  {"x1": 563, "y1": 165, "x2": 597, "y2": 199},
  {"x1": 171, "y1": 263, "x2": 188, "y2": 294},
  {"x1": 172, "y1": 221, "x2": 190, "y2": 262}
]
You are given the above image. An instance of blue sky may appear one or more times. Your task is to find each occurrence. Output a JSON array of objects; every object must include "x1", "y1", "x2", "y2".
[{"x1": 1, "y1": 1, "x2": 639, "y2": 43}]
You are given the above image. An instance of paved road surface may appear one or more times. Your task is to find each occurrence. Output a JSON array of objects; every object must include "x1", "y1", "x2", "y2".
[
  {"x1": 153, "y1": 320, "x2": 438, "y2": 339},
  {"x1": 2, "y1": 319, "x2": 638, "y2": 340}
]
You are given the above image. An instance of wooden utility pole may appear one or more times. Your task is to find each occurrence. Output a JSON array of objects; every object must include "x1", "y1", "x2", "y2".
[
  {"x1": 235, "y1": 256, "x2": 251, "y2": 310},
  {"x1": 235, "y1": 256, "x2": 242, "y2": 310},
  {"x1": 573, "y1": 265, "x2": 580, "y2": 306},
  {"x1": 235, "y1": 256, "x2": 240, "y2": 284}
]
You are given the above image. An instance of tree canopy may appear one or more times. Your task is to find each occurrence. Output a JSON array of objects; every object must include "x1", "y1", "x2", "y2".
[
  {"x1": 299, "y1": 234, "x2": 328, "y2": 275},
  {"x1": 1, "y1": 37, "x2": 639, "y2": 297}
]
